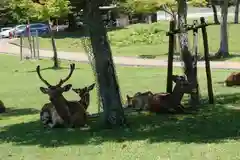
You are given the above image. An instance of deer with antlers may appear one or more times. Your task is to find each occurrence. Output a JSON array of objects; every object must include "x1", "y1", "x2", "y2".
[
  {"x1": 72, "y1": 83, "x2": 95, "y2": 112},
  {"x1": 37, "y1": 63, "x2": 88, "y2": 128}
]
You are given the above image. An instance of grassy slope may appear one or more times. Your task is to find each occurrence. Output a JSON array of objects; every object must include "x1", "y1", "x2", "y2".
[
  {"x1": 0, "y1": 55, "x2": 240, "y2": 160},
  {"x1": 14, "y1": 17, "x2": 240, "y2": 61}
]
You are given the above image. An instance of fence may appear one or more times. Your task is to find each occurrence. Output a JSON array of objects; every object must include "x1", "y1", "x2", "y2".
[{"x1": 19, "y1": 31, "x2": 40, "y2": 61}]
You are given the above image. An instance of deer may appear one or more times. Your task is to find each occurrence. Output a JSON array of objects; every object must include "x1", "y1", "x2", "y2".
[
  {"x1": 72, "y1": 83, "x2": 95, "y2": 116},
  {"x1": 124, "y1": 75, "x2": 195, "y2": 114},
  {"x1": 148, "y1": 75, "x2": 195, "y2": 114},
  {"x1": 225, "y1": 72, "x2": 240, "y2": 87},
  {"x1": 124, "y1": 91, "x2": 153, "y2": 112},
  {"x1": 0, "y1": 100, "x2": 6, "y2": 113},
  {"x1": 37, "y1": 63, "x2": 88, "y2": 128}
]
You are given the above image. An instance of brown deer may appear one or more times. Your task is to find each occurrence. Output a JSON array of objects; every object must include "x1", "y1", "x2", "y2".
[
  {"x1": 72, "y1": 83, "x2": 95, "y2": 111},
  {"x1": 0, "y1": 100, "x2": 6, "y2": 113},
  {"x1": 124, "y1": 75, "x2": 195, "y2": 114},
  {"x1": 37, "y1": 63, "x2": 87, "y2": 128},
  {"x1": 225, "y1": 72, "x2": 240, "y2": 86},
  {"x1": 124, "y1": 91, "x2": 153, "y2": 111}
]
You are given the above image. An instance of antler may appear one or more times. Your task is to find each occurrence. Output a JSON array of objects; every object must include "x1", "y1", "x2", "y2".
[
  {"x1": 36, "y1": 65, "x2": 51, "y2": 87},
  {"x1": 57, "y1": 63, "x2": 75, "y2": 87}
]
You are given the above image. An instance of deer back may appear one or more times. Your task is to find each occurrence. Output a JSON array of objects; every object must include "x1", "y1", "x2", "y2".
[
  {"x1": 225, "y1": 72, "x2": 240, "y2": 86},
  {"x1": 40, "y1": 103, "x2": 65, "y2": 128}
]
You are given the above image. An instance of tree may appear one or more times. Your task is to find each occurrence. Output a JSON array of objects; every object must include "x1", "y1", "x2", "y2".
[
  {"x1": 8, "y1": 0, "x2": 36, "y2": 23},
  {"x1": 83, "y1": 0, "x2": 127, "y2": 128},
  {"x1": 215, "y1": 0, "x2": 230, "y2": 57},
  {"x1": 32, "y1": 0, "x2": 71, "y2": 68},
  {"x1": 177, "y1": 0, "x2": 198, "y2": 106},
  {"x1": 234, "y1": 0, "x2": 240, "y2": 23}
]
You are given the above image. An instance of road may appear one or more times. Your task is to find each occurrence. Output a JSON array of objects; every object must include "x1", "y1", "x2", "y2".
[{"x1": 0, "y1": 38, "x2": 240, "y2": 70}]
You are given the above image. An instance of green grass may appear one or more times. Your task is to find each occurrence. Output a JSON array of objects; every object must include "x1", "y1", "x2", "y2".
[
  {"x1": 0, "y1": 54, "x2": 240, "y2": 159},
  {"x1": 12, "y1": 16, "x2": 240, "y2": 61}
]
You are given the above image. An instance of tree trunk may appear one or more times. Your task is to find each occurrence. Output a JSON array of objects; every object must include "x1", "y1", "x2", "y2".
[
  {"x1": 83, "y1": 0, "x2": 127, "y2": 128},
  {"x1": 211, "y1": 4, "x2": 220, "y2": 24},
  {"x1": 234, "y1": 0, "x2": 240, "y2": 23},
  {"x1": 67, "y1": 13, "x2": 77, "y2": 31},
  {"x1": 47, "y1": 20, "x2": 59, "y2": 68},
  {"x1": 177, "y1": 0, "x2": 197, "y2": 106},
  {"x1": 216, "y1": 0, "x2": 229, "y2": 58},
  {"x1": 172, "y1": 14, "x2": 178, "y2": 54}
]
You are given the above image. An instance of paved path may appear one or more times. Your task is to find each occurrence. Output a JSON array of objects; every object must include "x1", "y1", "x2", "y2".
[{"x1": 0, "y1": 38, "x2": 240, "y2": 70}]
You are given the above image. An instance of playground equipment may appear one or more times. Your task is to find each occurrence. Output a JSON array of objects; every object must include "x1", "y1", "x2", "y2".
[
  {"x1": 166, "y1": 17, "x2": 214, "y2": 106},
  {"x1": 20, "y1": 30, "x2": 40, "y2": 61}
]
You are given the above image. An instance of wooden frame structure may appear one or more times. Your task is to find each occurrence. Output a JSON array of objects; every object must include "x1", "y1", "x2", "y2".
[{"x1": 166, "y1": 17, "x2": 214, "y2": 105}]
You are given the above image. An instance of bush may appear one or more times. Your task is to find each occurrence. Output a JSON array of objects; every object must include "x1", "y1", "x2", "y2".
[{"x1": 108, "y1": 22, "x2": 169, "y2": 47}]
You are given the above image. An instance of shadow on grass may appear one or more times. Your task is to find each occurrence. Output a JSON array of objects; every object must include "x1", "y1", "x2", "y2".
[
  {"x1": 2, "y1": 108, "x2": 39, "y2": 117},
  {"x1": 0, "y1": 92, "x2": 240, "y2": 147},
  {"x1": 26, "y1": 66, "x2": 83, "y2": 73}
]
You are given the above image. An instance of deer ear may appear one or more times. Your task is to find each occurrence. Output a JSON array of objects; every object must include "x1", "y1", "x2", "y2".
[
  {"x1": 126, "y1": 95, "x2": 131, "y2": 100},
  {"x1": 88, "y1": 83, "x2": 95, "y2": 91},
  {"x1": 40, "y1": 87, "x2": 49, "y2": 94},
  {"x1": 63, "y1": 84, "x2": 72, "y2": 92}
]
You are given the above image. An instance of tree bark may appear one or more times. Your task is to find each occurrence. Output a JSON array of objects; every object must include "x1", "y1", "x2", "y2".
[
  {"x1": 234, "y1": 0, "x2": 240, "y2": 23},
  {"x1": 211, "y1": 4, "x2": 220, "y2": 24},
  {"x1": 177, "y1": 0, "x2": 197, "y2": 106},
  {"x1": 83, "y1": 0, "x2": 127, "y2": 128},
  {"x1": 216, "y1": 0, "x2": 229, "y2": 58},
  {"x1": 47, "y1": 20, "x2": 59, "y2": 68}
]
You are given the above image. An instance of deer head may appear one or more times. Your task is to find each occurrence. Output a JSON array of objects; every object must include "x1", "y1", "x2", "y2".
[
  {"x1": 72, "y1": 83, "x2": 95, "y2": 110},
  {"x1": 36, "y1": 63, "x2": 75, "y2": 124},
  {"x1": 172, "y1": 75, "x2": 196, "y2": 94}
]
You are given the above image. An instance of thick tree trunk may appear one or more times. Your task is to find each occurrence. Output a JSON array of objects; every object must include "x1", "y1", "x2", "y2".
[
  {"x1": 234, "y1": 0, "x2": 240, "y2": 23},
  {"x1": 216, "y1": 0, "x2": 229, "y2": 58},
  {"x1": 177, "y1": 0, "x2": 198, "y2": 106},
  {"x1": 67, "y1": 13, "x2": 77, "y2": 31},
  {"x1": 211, "y1": 4, "x2": 220, "y2": 24},
  {"x1": 83, "y1": 0, "x2": 127, "y2": 128},
  {"x1": 47, "y1": 20, "x2": 59, "y2": 68}
]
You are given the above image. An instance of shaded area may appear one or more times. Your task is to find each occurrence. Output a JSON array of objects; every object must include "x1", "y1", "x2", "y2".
[
  {"x1": 1, "y1": 108, "x2": 39, "y2": 117},
  {"x1": 26, "y1": 66, "x2": 83, "y2": 73},
  {"x1": 0, "y1": 93, "x2": 240, "y2": 147}
]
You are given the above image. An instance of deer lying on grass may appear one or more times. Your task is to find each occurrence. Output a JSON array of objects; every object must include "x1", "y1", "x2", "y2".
[
  {"x1": 225, "y1": 72, "x2": 240, "y2": 86},
  {"x1": 72, "y1": 83, "x2": 95, "y2": 111},
  {"x1": 0, "y1": 100, "x2": 6, "y2": 113},
  {"x1": 125, "y1": 75, "x2": 195, "y2": 114},
  {"x1": 37, "y1": 64, "x2": 88, "y2": 128}
]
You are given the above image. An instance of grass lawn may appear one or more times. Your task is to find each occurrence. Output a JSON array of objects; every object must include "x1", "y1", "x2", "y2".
[
  {"x1": 0, "y1": 54, "x2": 240, "y2": 159},
  {"x1": 12, "y1": 17, "x2": 240, "y2": 61}
]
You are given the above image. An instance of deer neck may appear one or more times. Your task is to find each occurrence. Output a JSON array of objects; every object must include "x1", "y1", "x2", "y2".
[
  {"x1": 170, "y1": 85, "x2": 185, "y2": 105},
  {"x1": 79, "y1": 93, "x2": 90, "y2": 110},
  {"x1": 50, "y1": 95, "x2": 71, "y2": 124}
]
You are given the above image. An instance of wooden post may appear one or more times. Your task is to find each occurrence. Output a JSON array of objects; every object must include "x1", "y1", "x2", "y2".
[
  {"x1": 166, "y1": 20, "x2": 175, "y2": 93},
  {"x1": 32, "y1": 34, "x2": 36, "y2": 59},
  {"x1": 36, "y1": 30, "x2": 40, "y2": 59},
  {"x1": 191, "y1": 20, "x2": 200, "y2": 105},
  {"x1": 20, "y1": 34, "x2": 23, "y2": 61},
  {"x1": 200, "y1": 17, "x2": 214, "y2": 104}
]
